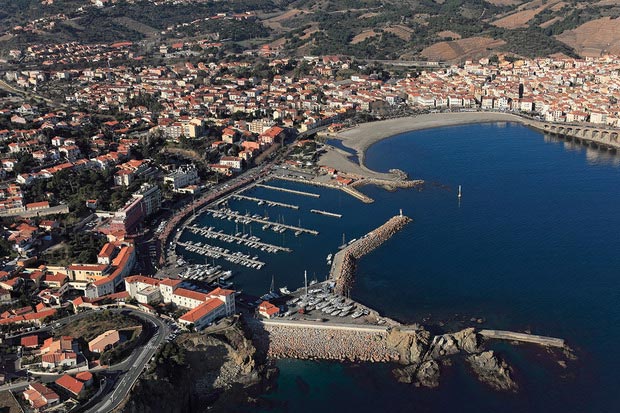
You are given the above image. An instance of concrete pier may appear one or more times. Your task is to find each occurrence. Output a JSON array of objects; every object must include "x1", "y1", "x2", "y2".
[
  {"x1": 233, "y1": 194, "x2": 299, "y2": 209},
  {"x1": 310, "y1": 209, "x2": 342, "y2": 218},
  {"x1": 479, "y1": 330, "x2": 565, "y2": 348},
  {"x1": 256, "y1": 183, "x2": 321, "y2": 198}
]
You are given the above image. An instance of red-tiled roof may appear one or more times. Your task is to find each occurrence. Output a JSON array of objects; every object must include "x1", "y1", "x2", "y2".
[
  {"x1": 98, "y1": 243, "x2": 116, "y2": 258},
  {"x1": 125, "y1": 275, "x2": 159, "y2": 286},
  {"x1": 179, "y1": 298, "x2": 224, "y2": 323},
  {"x1": 75, "y1": 371, "x2": 93, "y2": 382},
  {"x1": 159, "y1": 278, "x2": 182, "y2": 287},
  {"x1": 55, "y1": 374, "x2": 84, "y2": 396},
  {"x1": 174, "y1": 288, "x2": 209, "y2": 302},
  {"x1": 209, "y1": 287, "x2": 234, "y2": 297},
  {"x1": 21, "y1": 334, "x2": 38, "y2": 347}
]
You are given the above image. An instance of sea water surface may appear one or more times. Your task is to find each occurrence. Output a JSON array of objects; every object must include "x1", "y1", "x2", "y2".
[{"x1": 183, "y1": 122, "x2": 620, "y2": 412}]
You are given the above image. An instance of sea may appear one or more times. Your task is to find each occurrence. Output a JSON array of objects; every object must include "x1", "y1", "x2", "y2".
[{"x1": 178, "y1": 122, "x2": 620, "y2": 412}]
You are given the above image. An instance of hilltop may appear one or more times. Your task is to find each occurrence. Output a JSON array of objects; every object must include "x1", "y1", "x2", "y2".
[{"x1": 1, "y1": 0, "x2": 620, "y2": 62}]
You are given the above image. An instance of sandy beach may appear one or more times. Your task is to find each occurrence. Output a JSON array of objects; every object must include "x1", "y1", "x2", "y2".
[{"x1": 320, "y1": 112, "x2": 529, "y2": 176}]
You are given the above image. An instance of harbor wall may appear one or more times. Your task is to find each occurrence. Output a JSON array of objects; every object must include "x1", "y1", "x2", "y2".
[
  {"x1": 332, "y1": 214, "x2": 412, "y2": 295},
  {"x1": 247, "y1": 319, "x2": 399, "y2": 362}
]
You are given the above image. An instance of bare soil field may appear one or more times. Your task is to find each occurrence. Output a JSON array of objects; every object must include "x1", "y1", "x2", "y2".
[
  {"x1": 385, "y1": 25, "x2": 413, "y2": 41},
  {"x1": 436, "y1": 30, "x2": 462, "y2": 40},
  {"x1": 421, "y1": 37, "x2": 506, "y2": 62},
  {"x1": 556, "y1": 17, "x2": 620, "y2": 57},
  {"x1": 351, "y1": 30, "x2": 379, "y2": 44},
  {"x1": 492, "y1": 8, "x2": 542, "y2": 28}
]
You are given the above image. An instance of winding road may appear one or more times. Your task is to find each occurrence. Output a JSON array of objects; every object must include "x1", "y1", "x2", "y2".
[{"x1": 1, "y1": 307, "x2": 170, "y2": 412}]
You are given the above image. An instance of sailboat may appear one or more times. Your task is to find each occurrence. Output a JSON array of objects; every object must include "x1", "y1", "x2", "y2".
[
  {"x1": 458, "y1": 185, "x2": 462, "y2": 199},
  {"x1": 338, "y1": 233, "x2": 347, "y2": 249}
]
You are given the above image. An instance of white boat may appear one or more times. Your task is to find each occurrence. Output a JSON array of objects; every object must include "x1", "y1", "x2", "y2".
[{"x1": 279, "y1": 287, "x2": 291, "y2": 295}]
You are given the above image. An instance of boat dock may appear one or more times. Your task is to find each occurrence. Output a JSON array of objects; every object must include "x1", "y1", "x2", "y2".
[
  {"x1": 310, "y1": 209, "x2": 342, "y2": 218},
  {"x1": 185, "y1": 225, "x2": 292, "y2": 253},
  {"x1": 233, "y1": 194, "x2": 299, "y2": 209},
  {"x1": 256, "y1": 183, "x2": 321, "y2": 198},
  {"x1": 177, "y1": 240, "x2": 266, "y2": 269},
  {"x1": 207, "y1": 208, "x2": 319, "y2": 235},
  {"x1": 479, "y1": 330, "x2": 565, "y2": 348}
]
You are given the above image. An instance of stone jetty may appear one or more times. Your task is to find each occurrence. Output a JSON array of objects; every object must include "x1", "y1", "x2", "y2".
[{"x1": 331, "y1": 214, "x2": 412, "y2": 294}]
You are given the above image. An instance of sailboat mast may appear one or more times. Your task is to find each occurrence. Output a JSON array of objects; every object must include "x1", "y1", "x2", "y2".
[{"x1": 304, "y1": 270, "x2": 308, "y2": 297}]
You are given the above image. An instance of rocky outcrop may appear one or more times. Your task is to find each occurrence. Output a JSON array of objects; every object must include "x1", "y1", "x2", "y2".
[
  {"x1": 386, "y1": 326, "x2": 431, "y2": 364},
  {"x1": 394, "y1": 359, "x2": 440, "y2": 388},
  {"x1": 467, "y1": 351, "x2": 518, "y2": 392},
  {"x1": 428, "y1": 328, "x2": 482, "y2": 359},
  {"x1": 120, "y1": 318, "x2": 277, "y2": 413}
]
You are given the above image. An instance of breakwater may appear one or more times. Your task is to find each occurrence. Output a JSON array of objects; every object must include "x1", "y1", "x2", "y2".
[
  {"x1": 479, "y1": 330, "x2": 565, "y2": 348},
  {"x1": 331, "y1": 214, "x2": 413, "y2": 295},
  {"x1": 247, "y1": 319, "x2": 398, "y2": 363}
]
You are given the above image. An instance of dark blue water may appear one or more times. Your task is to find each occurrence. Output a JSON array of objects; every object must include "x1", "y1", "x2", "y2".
[{"x1": 184, "y1": 123, "x2": 620, "y2": 412}]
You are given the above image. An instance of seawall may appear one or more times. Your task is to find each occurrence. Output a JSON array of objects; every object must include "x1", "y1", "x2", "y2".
[{"x1": 246, "y1": 318, "x2": 398, "y2": 363}]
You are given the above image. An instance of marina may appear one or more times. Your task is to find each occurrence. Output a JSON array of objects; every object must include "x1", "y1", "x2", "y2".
[
  {"x1": 175, "y1": 263, "x2": 234, "y2": 284},
  {"x1": 185, "y1": 225, "x2": 292, "y2": 253},
  {"x1": 206, "y1": 208, "x2": 319, "y2": 235},
  {"x1": 232, "y1": 194, "x2": 299, "y2": 209},
  {"x1": 177, "y1": 240, "x2": 266, "y2": 269},
  {"x1": 256, "y1": 183, "x2": 321, "y2": 198}
]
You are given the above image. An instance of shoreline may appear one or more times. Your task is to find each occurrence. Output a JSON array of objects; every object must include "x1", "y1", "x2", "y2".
[{"x1": 334, "y1": 112, "x2": 529, "y2": 172}]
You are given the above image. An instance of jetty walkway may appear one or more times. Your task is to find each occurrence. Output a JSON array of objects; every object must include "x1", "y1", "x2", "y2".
[
  {"x1": 330, "y1": 214, "x2": 412, "y2": 294},
  {"x1": 480, "y1": 330, "x2": 565, "y2": 348},
  {"x1": 256, "y1": 183, "x2": 320, "y2": 198},
  {"x1": 232, "y1": 194, "x2": 299, "y2": 209}
]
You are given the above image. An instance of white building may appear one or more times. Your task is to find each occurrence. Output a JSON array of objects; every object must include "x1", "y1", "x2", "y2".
[{"x1": 163, "y1": 165, "x2": 199, "y2": 192}]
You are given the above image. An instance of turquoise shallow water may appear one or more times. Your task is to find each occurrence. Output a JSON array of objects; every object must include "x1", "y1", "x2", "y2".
[{"x1": 182, "y1": 122, "x2": 620, "y2": 412}]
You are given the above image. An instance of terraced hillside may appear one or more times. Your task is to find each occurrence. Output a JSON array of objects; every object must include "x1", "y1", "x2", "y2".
[{"x1": 2, "y1": 0, "x2": 620, "y2": 61}]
